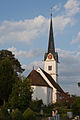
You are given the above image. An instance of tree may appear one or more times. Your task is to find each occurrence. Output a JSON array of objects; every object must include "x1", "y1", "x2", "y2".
[
  {"x1": 72, "y1": 96, "x2": 80, "y2": 115},
  {"x1": 57, "y1": 92, "x2": 74, "y2": 108},
  {"x1": 78, "y1": 82, "x2": 80, "y2": 87},
  {"x1": 0, "y1": 107, "x2": 10, "y2": 120},
  {"x1": 0, "y1": 50, "x2": 24, "y2": 73},
  {"x1": 0, "y1": 110, "x2": 6, "y2": 120},
  {"x1": 9, "y1": 77, "x2": 32, "y2": 112},
  {"x1": 10, "y1": 108, "x2": 24, "y2": 120},
  {"x1": 30, "y1": 100, "x2": 43, "y2": 112},
  {"x1": 0, "y1": 58, "x2": 16, "y2": 105}
]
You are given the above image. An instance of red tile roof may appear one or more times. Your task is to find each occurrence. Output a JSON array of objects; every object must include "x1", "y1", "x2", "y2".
[{"x1": 27, "y1": 69, "x2": 64, "y2": 93}]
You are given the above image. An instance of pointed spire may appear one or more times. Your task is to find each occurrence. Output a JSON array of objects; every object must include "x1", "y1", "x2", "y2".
[
  {"x1": 48, "y1": 12, "x2": 55, "y2": 54},
  {"x1": 44, "y1": 11, "x2": 58, "y2": 61}
]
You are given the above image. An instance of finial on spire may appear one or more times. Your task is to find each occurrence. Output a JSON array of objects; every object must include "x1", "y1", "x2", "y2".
[
  {"x1": 50, "y1": 7, "x2": 53, "y2": 17},
  {"x1": 33, "y1": 66, "x2": 34, "y2": 70}
]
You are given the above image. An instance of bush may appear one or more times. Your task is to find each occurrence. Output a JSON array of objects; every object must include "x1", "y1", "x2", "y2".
[
  {"x1": 43, "y1": 104, "x2": 54, "y2": 116},
  {"x1": 30, "y1": 100, "x2": 43, "y2": 112},
  {"x1": 72, "y1": 97, "x2": 80, "y2": 115},
  {"x1": 10, "y1": 108, "x2": 24, "y2": 120},
  {"x1": 23, "y1": 107, "x2": 36, "y2": 120},
  {"x1": 0, "y1": 110, "x2": 5, "y2": 120},
  {"x1": 0, "y1": 107, "x2": 10, "y2": 120}
]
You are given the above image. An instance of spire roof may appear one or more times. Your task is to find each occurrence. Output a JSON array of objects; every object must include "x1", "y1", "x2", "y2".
[
  {"x1": 44, "y1": 13, "x2": 58, "y2": 62},
  {"x1": 48, "y1": 14, "x2": 55, "y2": 54}
]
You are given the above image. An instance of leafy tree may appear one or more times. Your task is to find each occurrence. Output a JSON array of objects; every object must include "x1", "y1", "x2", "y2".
[
  {"x1": 0, "y1": 107, "x2": 10, "y2": 120},
  {"x1": 0, "y1": 110, "x2": 5, "y2": 120},
  {"x1": 72, "y1": 96, "x2": 80, "y2": 115},
  {"x1": 10, "y1": 108, "x2": 24, "y2": 120},
  {"x1": 9, "y1": 77, "x2": 32, "y2": 112},
  {"x1": 0, "y1": 50, "x2": 24, "y2": 73},
  {"x1": 0, "y1": 58, "x2": 16, "y2": 105},
  {"x1": 57, "y1": 92, "x2": 74, "y2": 108},
  {"x1": 0, "y1": 49, "x2": 24, "y2": 105},
  {"x1": 30, "y1": 100, "x2": 43, "y2": 112},
  {"x1": 78, "y1": 82, "x2": 80, "y2": 87}
]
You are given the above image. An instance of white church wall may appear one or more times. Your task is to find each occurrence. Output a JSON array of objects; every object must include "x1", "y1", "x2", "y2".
[
  {"x1": 31, "y1": 85, "x2": 48, "y2": 105},
  {"x1": 44, "y1": 55, "x2": 58, "y2": 103},
  {"x1": 44, "y1": 60, "x2": 57, "y2": 82},
  {"x1": 52, "y1": 87, "x2": 57, "y2": 103},
  {"x1": 56, "y1": 62, "x2": 58, "y2": 83},
  {"x1": 47, "y1": 87, "x2": 53, "y2": 104},
  {"x1": 37, "y1": 67, "x2": 57, "y2": 103}
]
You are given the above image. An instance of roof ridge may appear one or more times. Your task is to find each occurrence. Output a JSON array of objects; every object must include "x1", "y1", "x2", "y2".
[
  {"x1": 40, "y1": 68, "x2": 64, "y2": 93},
  {"x1": 27, "y1": 69, "x2": 52, "y2": 88}
]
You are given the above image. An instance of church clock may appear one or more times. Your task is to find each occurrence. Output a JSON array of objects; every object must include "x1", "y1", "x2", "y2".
[{"x1": 48, "y1": 54, "x2": 52, "y2": 59}]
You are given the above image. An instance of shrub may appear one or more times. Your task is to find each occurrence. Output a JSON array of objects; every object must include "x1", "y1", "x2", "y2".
[
  {"x1": 30, "y1": 100, "x2": 43, "y2": 112},
  {"x1": 23, "y1": 107, "x2": 36, "y2": 120},
  {"x1": 72, "y1": 97, "x2": 80, "y2": 115},
  {"x1": 43, "y1": 104, "x2": 54, "y2": 116},
  {"x1": 10, "y1": 108, "x2": 24, "y2": 120},
  {"x1": 0, "y1": 110, "x2": 5, "y2": 120},
  {"x1": 0, "y1": 107, "x2": 10, "y2": 120}
]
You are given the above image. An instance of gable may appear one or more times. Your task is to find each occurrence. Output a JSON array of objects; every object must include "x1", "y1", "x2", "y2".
[
  {"x1": 37, "y1": 68, "x2": 64, "y2": 93},
  {"x1": 27, "y1": 70, "x2": 52, "y2": 88}
]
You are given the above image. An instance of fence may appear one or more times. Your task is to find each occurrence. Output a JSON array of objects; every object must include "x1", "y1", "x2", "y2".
[{"x1": 47, "y1": 114, "x2": 60, "y2": 120}]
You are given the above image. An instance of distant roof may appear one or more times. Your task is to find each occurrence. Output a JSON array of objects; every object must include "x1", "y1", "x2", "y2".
[
  {"x1": 40, "y1": 68, "x2": 64, "y2": 93},
  {"x1": 27, "y1": 70, "x2": 52, "y2": 88}
]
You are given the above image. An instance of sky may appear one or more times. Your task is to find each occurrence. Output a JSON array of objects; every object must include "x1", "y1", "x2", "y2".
[{"x1": 0, "y1": 0, "x2": 80, "y2": 96}]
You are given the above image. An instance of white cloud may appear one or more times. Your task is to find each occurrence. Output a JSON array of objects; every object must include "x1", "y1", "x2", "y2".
[
  {"x1": 56, "y1": 48, "x2": 80, "y2": 95},
  {"x1": 57, "y1": 48, "x2": 80, "y2": 77},
  {"x1": 22, "y1": 61, "x2": 43, "y2": 71},
  {"x1": 8, "y1": 46, "x2": 44, "y2": 76},
  {"x1": 0, "y1": 16, "x2": 48, "y2": 45},
  {"x1": 0, "y1": 5, "x2": 79, "y2": 46},
  {"x1": 54, "y1": 16, "x2": 71, "y2": 33},
  {"x1": 0, "y1": 0, "x2": 79, "y2": 46},
  {"x1": 64, "y1": 0, "x2": 80, "y2": 17},
  {"x1": 22, "y1": 61, "x2": 43, "y2": 76},
  {"x1": 71, "y1": 32, "x2": 80, "y2": 44},
  {"x1": 52, "y1": 0, "x2": 80, "y2": 33},
  {"x1": 57, "y1": 49, "x2": 80, "y2": 95},
  {"x1": 60, "y1": 81, "x2": 80, "y2": 96},
  {"x1": 53, "y1": 4, "x2": 61, "y2": 12},
  {"x1": 8, "y1": 46, "x2": 16, "y2": 53},
  {"x1": 8, "y1": 46, "x2": 44, "y2": 59}
]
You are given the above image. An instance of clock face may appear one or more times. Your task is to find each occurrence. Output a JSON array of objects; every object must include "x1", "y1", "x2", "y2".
[{"x1": 48, "y1": 54, "x2": 52, "y2": 59}]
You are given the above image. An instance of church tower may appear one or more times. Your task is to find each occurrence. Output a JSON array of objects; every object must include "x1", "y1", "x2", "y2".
[{"x1": 44, "y1": 13, "x2": 58, "y2": 103}]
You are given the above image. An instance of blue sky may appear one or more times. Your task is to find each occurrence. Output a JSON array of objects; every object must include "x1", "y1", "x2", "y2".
[{"x1": 0, "y1": 0, "x2": 80, "y2": 96}]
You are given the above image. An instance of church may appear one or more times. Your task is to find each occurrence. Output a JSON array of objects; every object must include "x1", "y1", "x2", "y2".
[{"x1": 27, "y1": 14, "x2": 64, "y2": 105}]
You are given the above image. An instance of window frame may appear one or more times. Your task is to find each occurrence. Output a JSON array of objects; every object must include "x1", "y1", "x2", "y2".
[{"x1": 48, "y1": 66, "x2": 52, "y2": 70}]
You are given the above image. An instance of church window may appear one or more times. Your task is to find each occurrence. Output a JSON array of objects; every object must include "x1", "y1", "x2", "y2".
[{"x1": 48, "y1": 66, "x2": 52, "y2": 70}]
